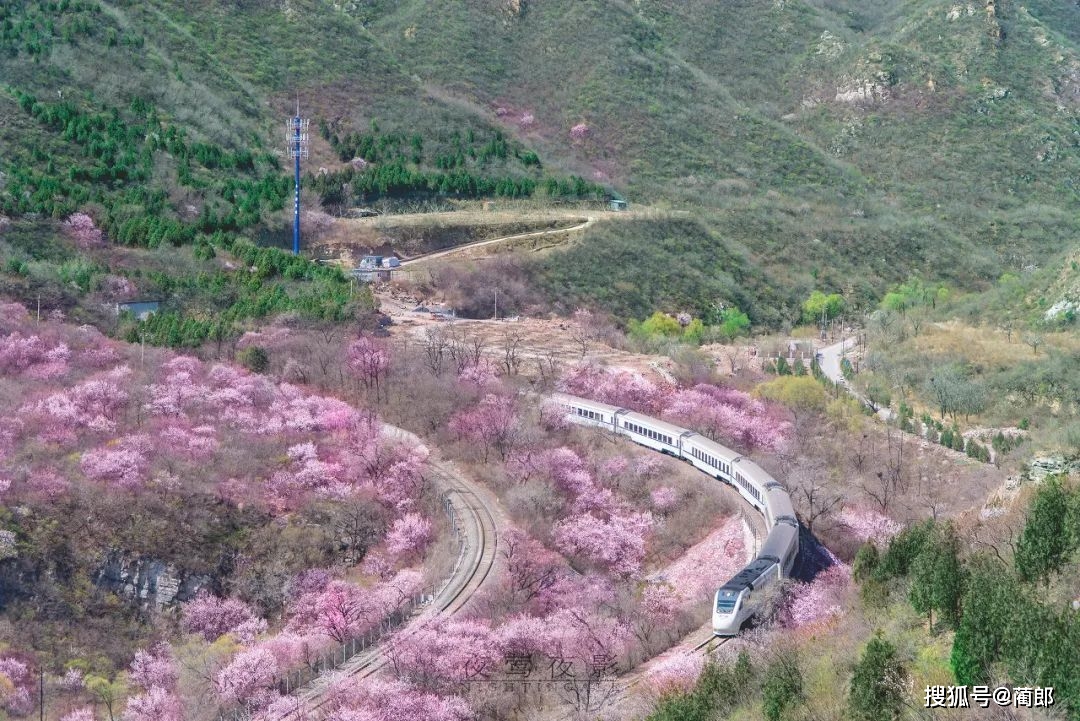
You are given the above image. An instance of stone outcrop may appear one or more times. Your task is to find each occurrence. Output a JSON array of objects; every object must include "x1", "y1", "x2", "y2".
[{"x1": 95, "y1": 553, "x2": 209, "y2": 609}]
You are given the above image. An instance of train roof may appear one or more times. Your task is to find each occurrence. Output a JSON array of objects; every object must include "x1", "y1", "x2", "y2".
[
  {"x1": 683, "y1": 434, "x2": 741, "y2": 463},
  {"x1": 732, "y1": 457, "x2": 776, "y2": 485},
  {"x1": 720, "y1": 557, "x2": 780, "y2": 592},
  {"x1": 758, "y1": 523, "x2": 799, "y2": 561},
  {"x1": 618, "y1": 410, "x2": 690, "y2": 437},
  {"x1": 766, "y1": 486, "x2": 796, "y2": 519},
  {"x1": 551, "y1": 393, "x2": 622, "y2": 415}
]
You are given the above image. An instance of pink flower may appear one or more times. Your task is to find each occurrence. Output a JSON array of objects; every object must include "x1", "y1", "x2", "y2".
[
  {"x1": 62, "y1": 213, "x2": 104, "y2": 248},
  {"x1": 650, "y1": 515, "x2": 745, "y2": 603},
  {"x1": 385, "y1": 513, "x2": 433, "y2": 559},
  {"x1": 645, "y1": 652, "x2": 704, "y2": 697},
  {"x1": 321, "y1": 677, "x2": 470, "y2": 721},
  {"x1": 554, "y1": 510, "x2": 654, "y2": 578},
  {"x1": 837, "y1": 507, "x2": 903, "y2": 545},
  {"x1": 779, "y1": 564, "x2": 851, "y2": 630},
  {"x1": 650, "y1": 486, "x2": 678, "y2": 512},
  {"x1": 60, "y1": 708, "x2": 94, "y2": 721},
  {"x1": 0, "y1": 657, "x2": 34, "y2": 717},
  {"x1": 214, "y1": 647, "x2": 279, "y2": 706},
  {"x1": 182, "y1": 593, "x2": 267, "y2": 643},
  {"x1": 123, "y1": 688, "x2": 180, "y2": 721},
  {"x1": 129, "y1": 643, "x2": 178, "y2": 691},
  {"x1": 58, "y1": 668, "x2": 84, "y2": 692}
]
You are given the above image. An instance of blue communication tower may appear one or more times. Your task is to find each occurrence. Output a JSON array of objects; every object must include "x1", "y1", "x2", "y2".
[{"x1": 286, "y1": 103, "x2": 309, "y2": 255}]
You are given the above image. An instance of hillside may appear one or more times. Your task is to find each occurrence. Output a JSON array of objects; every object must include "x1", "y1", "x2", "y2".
[{"x1": 4, "y1": 0, "x2": 1080, "y2": 333}]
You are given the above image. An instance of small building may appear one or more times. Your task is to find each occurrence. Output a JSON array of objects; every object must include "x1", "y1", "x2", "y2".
[
  {"x1": 353, "y1": 254, "x2": 401, "y2": 283},
  {"x1": 351, "y1": 267, "x2": 391, "y2": 283},
  {"x1": 116, "y1": 300, "x2": 161, "y2": 320},
  {"x1": 608, "y1": 198, "x2": 628, "y2": 211}
]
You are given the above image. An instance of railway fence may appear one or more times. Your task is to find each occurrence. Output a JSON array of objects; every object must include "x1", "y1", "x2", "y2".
[{"x1": 217, "y1": 492, "x2": 468, "y2": 721}]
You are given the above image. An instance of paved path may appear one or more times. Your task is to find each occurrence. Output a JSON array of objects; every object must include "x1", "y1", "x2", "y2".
[
  {"x1": 817, "y1": 336, "x2": 893, "y2": 421},
  {"x1": 399, "y1": 216, "x2": 594, "y2": 266}
]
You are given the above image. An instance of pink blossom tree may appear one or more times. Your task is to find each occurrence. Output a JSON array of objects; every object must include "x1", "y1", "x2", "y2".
[
  {"x1": 553, "y1": 510, "x2": 654, "y2": 578},
  {"x1": 779, "y1": 564, "x2": 851, "y2": 630},
  {"x1": 645, "y1": 652, "x2": 704, "y2": 697},
  {"x1": 287, "y1": 571, "x2": 421, "y2": 643},
  {"x1": 80, "y1": 437, "x2": 149, "y2": 491},
  {"x1": 499, "y1": 529, "x2": 565, "y2": 607},
  {"x1": 321, "y1": 677, "x2": 470, "y2": 721},
  {"x1": 569, "y1": 123, "x2": 589, "y2": 140},
  {"x1": 122, "y1": 687, "x2": 181, "y2": 721},
  {"x1": 58, "y1": 668, "x2": 84, "y2": 693},
  {"x1": 387, "y1": 617, "x2": 502, "y2": 690},
  {"x1": 60, "y1": 708, "x2": 95, "y2": 721},
  {"x1": 214, "y1": 647, "x2": 279, "y2": 707},
  {"x1": 0, "y1": 657, "x2": 34, "y2": 717},
  {"x1": 448, "y1": 394, "x2": 519, "y2": 461},
  {"x1": 837, "y1": 507, "x2": 903, "y2": 545},
  {"x1": 384, "y1": 513, "x2": 433, "y2": 560},
  {"x1": 182, "y1": 593, "x2": 267, "y2": 644},
  {"x1": 62, "y1": 213, "x2": 104, "y2": 248},
  {"x1": 129, "y1": 643, "x2": 178, "y2": 690},
  {"x1": 650, "y1": 486, "x2": 678, "y2": 513}
]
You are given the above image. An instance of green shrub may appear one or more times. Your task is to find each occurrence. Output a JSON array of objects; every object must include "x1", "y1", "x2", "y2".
[
  {"x1": 237, "y1": 345, "x2": 270, "y2": 373},
  {"x1": 848, "y1": 635, "x2": 907, "y2": 721}
]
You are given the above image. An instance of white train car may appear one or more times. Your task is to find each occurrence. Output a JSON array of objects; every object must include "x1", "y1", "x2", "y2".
[
  {"x1": 616, "y1": 410, "x2": 685, "y2": 456},
  {"x1": 552, "y1": 391, "x2": 800, "y2": 637}
]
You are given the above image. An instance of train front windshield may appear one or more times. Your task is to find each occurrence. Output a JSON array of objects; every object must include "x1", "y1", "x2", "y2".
[{"x1": 716, "y1": 589, "x2": 739, "y2": 613}]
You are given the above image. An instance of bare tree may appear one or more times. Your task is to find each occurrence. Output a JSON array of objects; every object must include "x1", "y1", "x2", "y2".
[
  {"x1": 791, "y1": 465, "x2": 843, "y2": 534},
  {"x1": 423, "y1": 326, "x2": 448, "y2": 375},
  {"x1": 861, "y1": 469, "x2": 896, "y2": 513},
  {"x1": 502, "y1": 329, "x2": 523, "y2": 376},
  {"x1": 1023, "y1": 333, "x2": 1043, "y2": 356},
  {"x1": 570, "y1": 324, "x2": 591, "y2": 359},
  {"x1": 535, "y1": 351, "x2": 561, "y2": 385}
]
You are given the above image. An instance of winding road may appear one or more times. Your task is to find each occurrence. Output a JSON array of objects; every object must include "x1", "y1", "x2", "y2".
[
  {"x1": 398, "y1": 216, "x2": 595, "y2": 266},
  {"x1": 818, "y1": 336, "x2": 893, "y2": 421}
]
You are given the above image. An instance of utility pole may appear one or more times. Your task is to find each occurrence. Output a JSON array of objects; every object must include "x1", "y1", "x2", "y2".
[
  {"x1": 493, "y1": 288, "x2": 498, "y2": 321},
  {"x1": 39, "y1": 667, "x2": 43, "y2": 721},
  {"x1": 285, "y1": 99, "x2": 309, "y2": 255}
]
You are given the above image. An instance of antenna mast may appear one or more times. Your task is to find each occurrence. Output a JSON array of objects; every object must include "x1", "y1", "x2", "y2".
[{"x1": 286, "y1": 99, "x2": 309, "y2": 255}]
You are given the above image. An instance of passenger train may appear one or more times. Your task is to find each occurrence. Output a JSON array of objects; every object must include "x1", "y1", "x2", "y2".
[{"x1": 552, "y1": 392, "x2": 800, "y2": 636}]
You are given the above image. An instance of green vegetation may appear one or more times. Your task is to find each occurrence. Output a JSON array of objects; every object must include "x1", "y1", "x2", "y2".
[
  {"x1": 802, "y1": 290, "x2": 845, "y2": 325},
  {"x1": 625, "y1": 309, "x2": 750, "y2": 349},
  {"x1": 646, "y1": 653, "x2": 757, "y2": 721},
  {"x1": 856, "y1": 480, "x2": 1080, "y2": 718},
  {"x1": 848, "y1": 635, "x2": 907, "y2": 721},
  {"x1": 237, "y1": 345, "x2": 270, "y2": 373}
]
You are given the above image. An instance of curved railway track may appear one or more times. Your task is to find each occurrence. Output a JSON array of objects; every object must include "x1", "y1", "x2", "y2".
[{"x1": 294, "y1": 459, "x2": 500, "y2": 711}]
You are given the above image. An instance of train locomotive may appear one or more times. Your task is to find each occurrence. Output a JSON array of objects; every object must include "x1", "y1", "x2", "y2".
[{"x1": 553, "y1": 393, "x2": 799, "y2": 636}]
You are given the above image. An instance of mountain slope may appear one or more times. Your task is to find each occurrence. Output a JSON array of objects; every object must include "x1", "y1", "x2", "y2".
[{"x1": 3, "y1": 0, "x2": 1080, "y2": 329}]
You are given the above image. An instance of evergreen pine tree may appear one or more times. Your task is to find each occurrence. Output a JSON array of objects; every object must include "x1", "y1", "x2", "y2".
[{"x1": 848, "y1": 635, "x2": 907, "y2": 721}]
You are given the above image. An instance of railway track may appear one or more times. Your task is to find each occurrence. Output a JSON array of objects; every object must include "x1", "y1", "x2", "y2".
[
  {"x1": 292, "y1": 459, "x2": 500, "y2": 712},
  {"x1": 692, "y1": 634, "x2": 730, "y2": 655}
]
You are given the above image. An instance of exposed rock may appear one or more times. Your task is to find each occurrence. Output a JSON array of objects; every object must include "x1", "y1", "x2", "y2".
[
  {"x1": 95, "y1": 553, "x2": 210, "y2": 608},
  {"x1": 1027, "y1": 455, "x2": 1080, "y2": 482}
]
